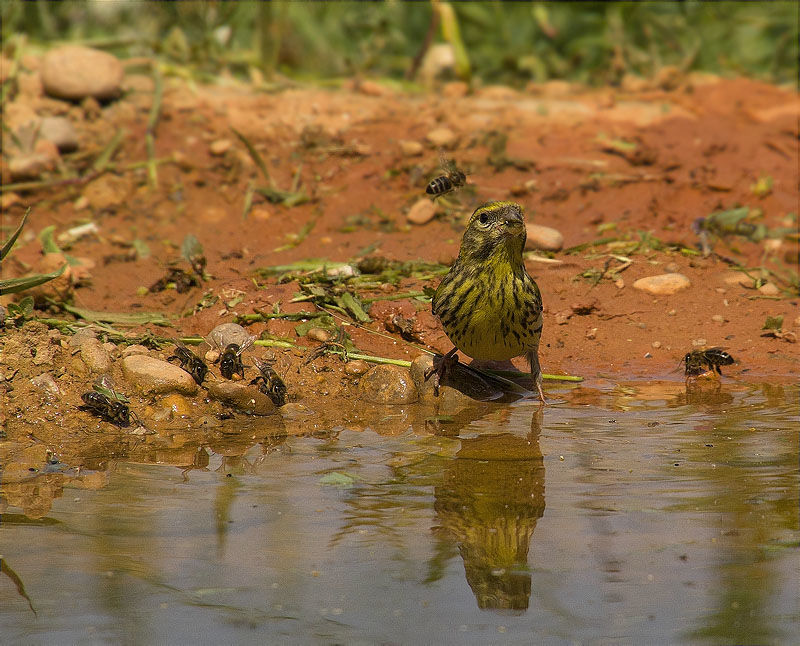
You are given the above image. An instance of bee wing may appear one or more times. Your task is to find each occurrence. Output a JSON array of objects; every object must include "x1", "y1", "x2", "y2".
[
  {"x1": 237, "y1": 335, "x2": 256, "y2": 355},
  {"x1": 205, "y1": 333, "x2": 223, "y2": 353}
]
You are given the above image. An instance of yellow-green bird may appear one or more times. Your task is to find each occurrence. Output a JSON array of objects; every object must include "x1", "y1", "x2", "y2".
[{"x1": 432, "y1": 201, "x2": 545, "y2": 403}]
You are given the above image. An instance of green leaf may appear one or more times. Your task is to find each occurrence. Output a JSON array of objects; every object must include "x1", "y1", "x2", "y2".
[
  {"x1": 181, "y1": 234, "x2": 204, "y2": 263},
  {"x1": 39, "y1": 225, "x2": 62, "y2": 254},
  {"x1": 0, "y1": 264, "x2": 67, "y2": 296},
  {"x1": 294, "y1": 315, "x2": 335, "y2": 337},
  {"x1": 62, "y1": 304, "x2": 171, "y2": 326},
  {"x1": 319, "y1": 471, "x2": 358, "y2": 487},
  {"x1": 762, "y1": 315, "x2": 783, "y2": 331},
  {"x1": 0, "y1": 207, "x2": 30, "y2": 262},
  {"x1": 339, "y1": 291, "x2": 370, "y2": 322}
]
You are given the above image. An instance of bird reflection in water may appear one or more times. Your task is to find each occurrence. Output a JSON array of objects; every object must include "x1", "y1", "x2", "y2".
[{"x1": 433, "y1": 408, "x2": 545, "y2": 612}]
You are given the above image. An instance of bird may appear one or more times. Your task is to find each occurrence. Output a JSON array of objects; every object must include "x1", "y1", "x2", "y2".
[{"x1": 431, "y1": 201, "x2": 545, "y2": 403}]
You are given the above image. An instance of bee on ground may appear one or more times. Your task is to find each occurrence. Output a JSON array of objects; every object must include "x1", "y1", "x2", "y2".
[
  {"x1": 168, "y1": 342, "x2": 209, "y2": 385},
  {"x1": 79, "y1": 391, "x2": 132, "y2": 427},
  {"x1": 211, "y1": 336, "x2": 254, "y2": 380},
  {"x1": 250, "y1": 358, "x2": 288, "y2": 407},
  {"x1": 684, "y1": 348, "x2": 735, "y2": 377},
  {"x1": 426, "y1": 151, "x2": 467, "y2": 198}
]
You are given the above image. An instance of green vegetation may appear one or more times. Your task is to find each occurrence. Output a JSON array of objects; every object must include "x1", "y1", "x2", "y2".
[{"x1": 3, "y1": 1, "x2": 797, "y2": 86}]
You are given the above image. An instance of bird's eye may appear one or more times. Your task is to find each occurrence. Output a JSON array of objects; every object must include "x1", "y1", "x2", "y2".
[{"x1": 477, "y1": 212, "x2": 490, "y2": 225}]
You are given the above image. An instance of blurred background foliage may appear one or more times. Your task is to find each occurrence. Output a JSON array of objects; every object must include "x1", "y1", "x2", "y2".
[{"x1": 2, "y1": 0, "x2": 798, "y2": 87}]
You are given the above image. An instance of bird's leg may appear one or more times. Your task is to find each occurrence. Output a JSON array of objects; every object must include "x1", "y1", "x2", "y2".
[
  {"x1": 425, "y1": 347, "x2": 459, "y2": 396},
  {"x1": 527, "y1": 349, "x2": 546, "y2": 406}
]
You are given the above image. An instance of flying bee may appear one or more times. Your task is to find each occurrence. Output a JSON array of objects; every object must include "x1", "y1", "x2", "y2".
[
  {"x1": 684, "y1": 348, "x2": 735, "y2": 377},
  {"x1": 168, "y1": 342, "x2": 209, "y2": 385},
  {"x1": 426, "y1": 151, "x2": 467, "y2": 198},
  {"x1": 79, "y1": 391, "x2": 131, "y2": 427},
  {"x1": 250, "y1": 358, "x2": 288, "y2": 407}
]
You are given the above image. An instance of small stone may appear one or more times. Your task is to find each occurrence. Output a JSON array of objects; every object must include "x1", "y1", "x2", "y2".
[
  {"x1": 276, "y1": 403, "x2": 312, "y2": 422},
  {"x1": 344, "y1": 360, "x2": 370, "y2": 376},
  {"x1": 250, "y1": 207, "x2": 272, "y2": 221},
  {"x1": 477, "y1": 85, "x2": 519, "y2": 101},
  {"x1": 83, "y1": 174, "x2": 131, "y2": 210},
  {"x1": 425, "y1": 127, "x2": 458, "y2": 149},
  {"x1": 441, "y1": 81, "x2": 469, "y2": 98},
  {"x1": 399, "y1": 140, "x2": 423, "y2": 157},
  {"x1": 80, "y1": 338, "x2": 112, "y2": 373},
  {"x1": 793, "y1": 315, "x2": 800, "y2": 329},
  {"x1": 555, "y1": 309, "x2": 572, "y2": 325},
  {"x1": 758, "y1": 282, "x2": 780, "y2": 296},
  {"x1": 39, "y1": 116, "x2": 79, "y2": 153},
  {"x1": 30, "y1": 373, "x2": 60, "y2": 398},
  {"x1": 8, "y1": 152, "x2": 57, "y2": 181},
  {"x1": 614, "y1": 278, "x2": 625, "y2": 289},
  {"x1": 711, "y1": 314, "x2": 726, "y2": 323},
  {"x1": 1, "y1": 192, "x2": 22, "y2": 210},
  {"x1": 200, "y1": 206, "x2": 227, "y2": 223},
  {"x1": 721, "y1": 272, "x2": 753, "y2": 288},
  {"x1": 407, "y1": 199, "x2": 437, "y2": 225},
  {"x1": 209, "y1": 139, "x2": 232, "y2": 156},
  {"x1": 155, "y1": 394, "x2": 193, "y2": 420},
  {"x1": 69, "y1": 327, "x2": 97, "y2": 349},
  {"x1": 73, "y1": 195, "x2": 89, "y2": 210},
  {"x1": 122, "y1": 355, "x2": 198, "y2": 396},
  {"x1": 41, "y1": 46, "x2": 124, "y2": 101},
  {"x1": 206, "y1": 382, "x2": 277, "y2": 416},
  {"x1": 356, "y1": 80, "x2": 388, "y2": 97},
  {"x1": 664, "y1": 262, "x2": 680, "y2": 273},
  {"x1": 692, "y1": 338, "x2": 707, "y2": 347},
  {"x1": 206, "y1": 323, "x2": 254, "y2": 350},
  {"x1": 409, "y1": 354, "x2": 437, "y2": 403},
  {"x1": 359, "y1": 364, "x2": 418, "y2": 405},
  {"x1": 525, "y1": 223, "x2": 564, "y2": 252},
  {"x1": 652, "y1": 341, "x2": 661, "y2": 349},
  {"x1": 667, "y1": 309, "x2": 676, "y2": 316},
  {"x1": 307, "y1": 328, "x2": 333, "y2": 343},
  {"x1": 632, "y1": 273, "x2": 691, "y2": 296},
  {"x1": 585, "y1": 328, "x2": 598, "y2": 340},
  {"x1": 122, "y1": 344, "x2": 150, "y2": 357}
]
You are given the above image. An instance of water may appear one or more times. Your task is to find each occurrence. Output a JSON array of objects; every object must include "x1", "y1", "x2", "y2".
[{"x1": 2, "y1": 382, "x2": 798, "y2": 645}]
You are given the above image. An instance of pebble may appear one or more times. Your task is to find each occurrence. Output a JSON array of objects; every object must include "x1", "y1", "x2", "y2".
[
  {"x1": 307, "y1": 328, "x2": 333, "y2": 343},
  {"x1": 30, "y1": 373, "x2": 61, "y2": 398},
  {"x1": 69, "y1": 327, "x2": 98, "y2": 349},
  {"x1": 39, "y1": 116, "x2": 79, "y2": 153},
  {"x1": 281, "y1": 402, "x2": 315, "y2": 420},
  {"x1": 41, "y1": 46, "x2": 124, "y2": 101},
  {"x1": 398, "y1": 140, "x2": 423, "y2": 157},
  {"x1": 83, "y1": 174, "x2": 131, "y2": 210},
  {"x1": 632, "y1": 273, "x2": 691, "y2": 295},
  {"x1": 525, "y1": 223, "x2": 564, "y2": 251},
  {"x1": 793, "y1": 315, "x2": 800, "y2": 329},
  {"x1": 692, "y1": 338, "x2": 707, "y2": 347},
  {"x1": 80, "y1": 338, "x2": 112, "y2": 373},
  {"x1": 209, "y1": 139, "x2": 232, "y2": 156},
  {"x1": 122, "y1": 355, "x2": 198, "y2": 396},
  {"x1": 206, "y1": 323, "x2": 255, "y2": 350},
  {"x1": 711, "y1": 314, "x2": 726, "y2": 323},
  {"x1": 122, "y1": 344, "x2": 151, "y2": 357},
  {"x1": 359, "y1": 364, "x2": 418, "y2": 405},
  {"x1": 721, "y1": 272, "x2": 753, "y2": 287},
  {"x1": 153, "y1": 394, "x2": 193, "y2": 421},
  {"x1": 344, "y1": 360, "x2": 370, "y2": 377},
  {"x1": 664, "y1": 262, "x2": 680, "y2": 273},
  {"x1": 409, "y1": 354, "x2": 437, "y2": 403},
  {"x1": 407, "y1": 199, "x2": 437, "y2": 225},
  {"x1": 441, "y1": 81, "x2": 469, "y2": 98},
  {"x1": 758, "y1": 282, "x2": 780, "y2": 296},
  {"x1": 206, "y1": 382, "x2": 277, "y2": 416},
  {"x1": 425, "y1": 127, "x2": 458, "y2": 149},
  {"x1": 652, "y1": 341, "x2": 661, "y2": 349},
  {"x1": 8, "y1": 152, "x2": 57, "y2": 181}
]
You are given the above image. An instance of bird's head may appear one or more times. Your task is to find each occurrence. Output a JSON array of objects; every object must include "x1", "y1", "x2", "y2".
[{"x1": 459, "y1": 201, "x2": 527, "y2": 266}]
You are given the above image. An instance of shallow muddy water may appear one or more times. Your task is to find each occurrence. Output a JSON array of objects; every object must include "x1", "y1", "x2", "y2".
[{"x1": 2, "y1": 382, "x2": 798, "y2": 645}]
